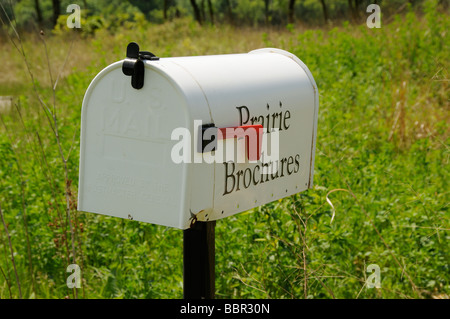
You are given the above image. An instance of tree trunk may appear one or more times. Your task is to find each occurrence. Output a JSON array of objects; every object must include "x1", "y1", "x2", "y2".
[
  {"x1": 200, "y1": 0, "x2": 206, "y2": 23},
  {"x1": 207, "y1": 0, "x2": 214, "y2": 25},
  {"x1": 288, "y1": 0, "x2": 296, "y2": 24},
  {"x1": 264, "y1": 0, "x2": 270, "y2": 25},
  {"x1": 225, "y1": 0, "x2": 233, "y2": 25},
  {"x1": 319, "y1": 0, "x2": 329, "y2": 23},
  {"x1": 51, "y1": 0, "x2": 61, "y2": 27},
  {"x1": 190, "y1": 0, "x2": 203, "y2": 25},
  {"x1": 163, "y1": 0, "x2": 168, "y2": 20},
  {"x1": 34, "y1": 0, "x2": 43, "y2": 27},
  {"x1": 353, "y1": 0, "x2": 361, "y2": 20},
  {"x1": 347, "y1": 0, "x2": 356, "y2": 22}
]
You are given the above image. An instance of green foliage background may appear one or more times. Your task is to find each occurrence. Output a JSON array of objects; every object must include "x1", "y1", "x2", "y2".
[{"x1": 0, "y1": 0, "x2": 448, "y2": 298}]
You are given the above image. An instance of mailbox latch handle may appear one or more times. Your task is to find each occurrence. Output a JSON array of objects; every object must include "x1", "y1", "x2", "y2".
[{"x1": 122, "y1": 42, "x2": 159, "y2": 90}]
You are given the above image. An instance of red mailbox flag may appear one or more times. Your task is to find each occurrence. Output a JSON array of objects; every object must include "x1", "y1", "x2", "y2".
[{"x1": 218, "y1": 125, "x2": 263, "y2": 161}]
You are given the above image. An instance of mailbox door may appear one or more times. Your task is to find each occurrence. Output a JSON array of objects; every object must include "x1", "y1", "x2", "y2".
[{"x1": 78, "y1": 62, "x2": 193, "y2": 228}]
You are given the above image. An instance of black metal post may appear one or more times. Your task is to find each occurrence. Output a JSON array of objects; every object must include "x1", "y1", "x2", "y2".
[{"x1": 183, "y1": 221, "x2": 216, "y2": 299}]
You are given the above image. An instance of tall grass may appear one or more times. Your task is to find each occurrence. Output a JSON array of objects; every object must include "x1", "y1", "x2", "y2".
[{"x1": 0, "y1": 1, "x2": 448, "y2": 298}]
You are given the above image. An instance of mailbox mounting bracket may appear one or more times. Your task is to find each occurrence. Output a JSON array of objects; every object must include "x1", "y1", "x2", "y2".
[{"x1": 122, "y1": 42, "x2": 159, "y2": 90}]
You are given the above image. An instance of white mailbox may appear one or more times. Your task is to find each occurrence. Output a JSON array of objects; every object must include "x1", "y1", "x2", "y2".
[{"x1": 78, "y1": 43, "x2": 318, "y2": 229}]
